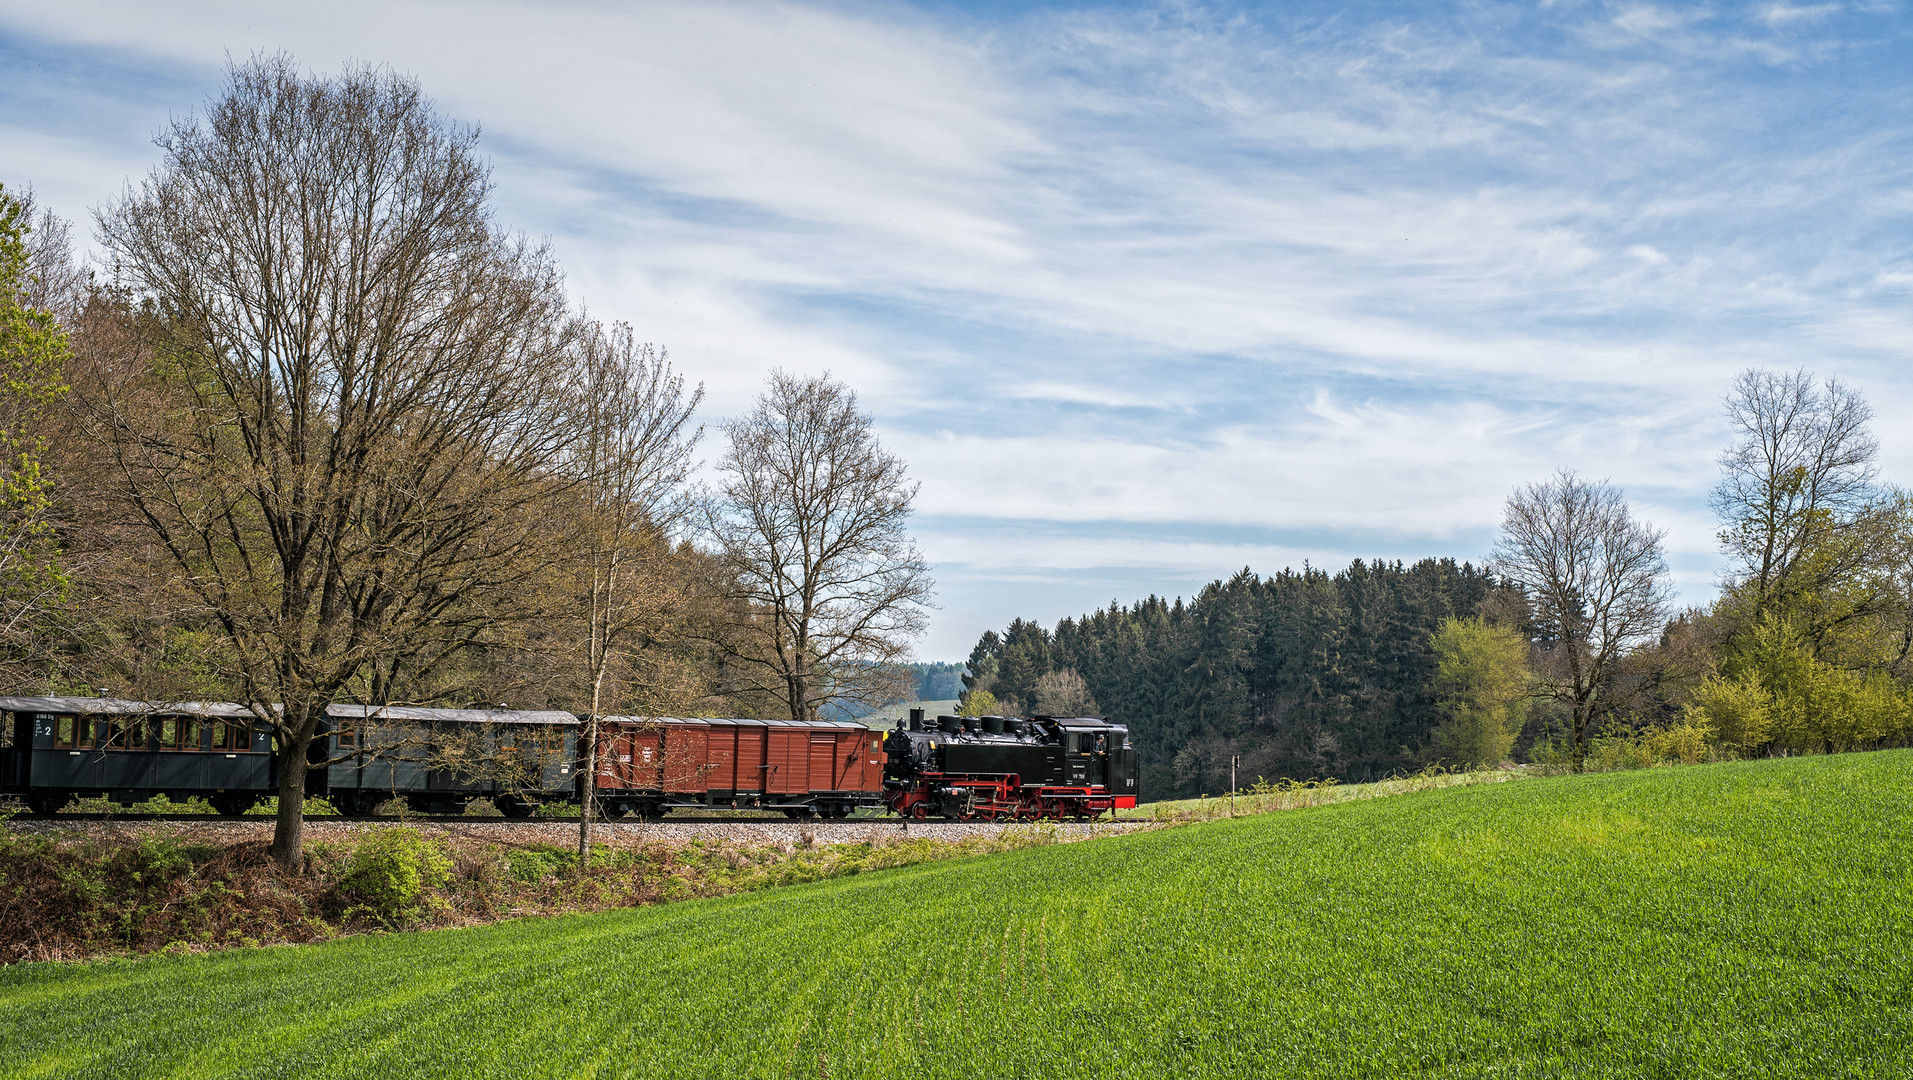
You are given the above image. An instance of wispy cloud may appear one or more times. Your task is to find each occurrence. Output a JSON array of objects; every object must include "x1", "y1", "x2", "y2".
[{"x1": 2, "y1": 0, "x2": 1910, "y2": 655}]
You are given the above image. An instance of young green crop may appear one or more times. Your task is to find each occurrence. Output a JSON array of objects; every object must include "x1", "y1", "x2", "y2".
[{"x1": 5, "y1": 751, "x2": 1910, "y2": 1078}]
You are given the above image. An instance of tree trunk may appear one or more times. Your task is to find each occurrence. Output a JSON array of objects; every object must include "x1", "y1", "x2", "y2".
[
  {"x1": 1571, "y1": 696, "x2": 1595, "y2": 773},
  {"x1": 578, "y1": 712, "x2": 598, "y2": 862},
  {"x1": 788, "y1": 670, "x2": 808, "y2": 724},
  {"x1": 270, "y1": 744, "x2": 309, "y2": 871}
]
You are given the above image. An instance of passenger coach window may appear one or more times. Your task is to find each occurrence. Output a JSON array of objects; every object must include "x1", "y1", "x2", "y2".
[
  {"x1": 159, "y1": 719, "x2": 201, "y2": 751},
  {"x1": 107, "y1": 719, "x2": 146, "y2": 750}
]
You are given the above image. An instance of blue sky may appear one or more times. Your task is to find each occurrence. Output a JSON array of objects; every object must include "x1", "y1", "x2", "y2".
[{"x1": 4, "y1": 1, "x2": 1912, "y2": 659}]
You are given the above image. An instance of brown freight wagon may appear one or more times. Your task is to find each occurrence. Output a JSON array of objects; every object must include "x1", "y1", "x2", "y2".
[{"x1": 586, "y1": 716, "x2": 886, "y2": 819}]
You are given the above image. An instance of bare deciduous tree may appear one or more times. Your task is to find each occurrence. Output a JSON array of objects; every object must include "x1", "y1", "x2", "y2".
[
  {"x1": 88, "y1": 57, "x2": 583, "y2": 870},
  {"x1": 1491, "y1": 470, "x2": 1671, "y2": 768},
  {"x1": 1032, "y1": 668, "x2": 1098, "y2": 717},
  {"x1": 9, "y1": 186, "x2": 86, "y2": 324},
  {"x1": 704, "y1": 371, "x2": 931, "y2": 724},
  {"x1": 570, "y1": 321, "x2": 702, "y2": 859},
  {"x1": 1711, "y1": 368, "x2": 1901, "y2": 641}
]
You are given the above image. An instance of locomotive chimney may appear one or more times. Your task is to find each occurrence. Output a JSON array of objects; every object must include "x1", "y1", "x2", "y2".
[{"x1": 909, "y1": 707, "x2": 924, "y2": 731}]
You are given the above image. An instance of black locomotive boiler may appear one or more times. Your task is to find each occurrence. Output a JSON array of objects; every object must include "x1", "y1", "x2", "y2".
[{"x1": 882, "y1": 709, "x2": 1138, "y2": 821}]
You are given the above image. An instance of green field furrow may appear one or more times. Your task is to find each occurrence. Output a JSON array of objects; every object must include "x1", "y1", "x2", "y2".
[{"x1": 5, "y1": 752, "x2": 1911, "y2": 1078}]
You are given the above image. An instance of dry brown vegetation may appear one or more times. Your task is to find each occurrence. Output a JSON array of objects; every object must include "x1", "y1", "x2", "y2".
[{"x1": 0, "y1": 820, "x2": 1099, "y2": 964}]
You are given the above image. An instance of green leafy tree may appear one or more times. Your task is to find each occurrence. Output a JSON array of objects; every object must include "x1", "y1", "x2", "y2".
[
  {"x1": 1423, "y1": 617, "x2": 1530, "y2": 769},
  {"x1": 1689, "y1": 615, "x2": 1913, "y2": 755},
  {"x1": 0, "y1": 183, "x2": 71, "y2": 641},
  {"x1": 956, "y1": 689, "x2": 998, "y2": 718}
]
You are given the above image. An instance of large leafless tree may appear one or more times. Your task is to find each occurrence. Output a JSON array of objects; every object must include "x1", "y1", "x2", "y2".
[
  {"x1": 88, "y1": 58, "x2": 583, "y2": 870},
  {"x1": 1491, "y1": 470, "x2": 1671, "y2": 767},
  {"x1": 1711, "y1": 368, "x2": 1900, "y2": 642},
  {"x1": 704, "y1": 371, "x2": 929, "y2": 724},
  {"x1": 570, "y1": 321, "x2": 702, "y2": 859}
]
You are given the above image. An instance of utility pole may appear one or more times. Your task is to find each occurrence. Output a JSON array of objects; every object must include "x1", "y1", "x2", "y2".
[{"x1": 1230, "y1": 755, "x2": 1239, "y2": 817}]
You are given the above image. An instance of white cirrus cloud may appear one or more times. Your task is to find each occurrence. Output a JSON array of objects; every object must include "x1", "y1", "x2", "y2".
[{"x1": 3, "y1": 0, "x2": 1911, "y2": 657}]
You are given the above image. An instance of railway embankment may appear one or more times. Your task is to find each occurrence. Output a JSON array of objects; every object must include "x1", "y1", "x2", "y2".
[
  {"x1": 0, "y1": 814, "x2": 1154, "y2": 964},
  {"x1": 2, "y1": 814, "x2": 1152, "y2": 846}
]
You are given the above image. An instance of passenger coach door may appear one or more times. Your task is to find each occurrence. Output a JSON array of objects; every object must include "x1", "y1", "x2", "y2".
[{"x1": 0, "y1": 712, "x2": 21, "y2": 787}]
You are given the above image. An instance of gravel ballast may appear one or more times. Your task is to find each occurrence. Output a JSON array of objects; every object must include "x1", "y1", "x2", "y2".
[{"x1": 2, "y1": 816, "x2": 1157, "y2": 848}]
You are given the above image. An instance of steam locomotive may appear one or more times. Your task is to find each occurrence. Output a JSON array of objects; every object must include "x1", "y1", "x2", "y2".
[
  {"x1": 882, "y1": 708, "x2": 1139, "y2": 821},
  {"x1": 0, "y1": 697, "x2": 1140, "y2": 820}
]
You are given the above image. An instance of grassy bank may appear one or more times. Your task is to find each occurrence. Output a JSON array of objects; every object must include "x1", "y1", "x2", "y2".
[
  {"x1": 5, "y1": 751, "x2": 1910, "y2": 1077},
  {"x1": 0, "y1": 823, "x2": 1079, "y2": 964},
  {"x1": 1118, "y1": 764, "x2": 1519, "y2": 821}
]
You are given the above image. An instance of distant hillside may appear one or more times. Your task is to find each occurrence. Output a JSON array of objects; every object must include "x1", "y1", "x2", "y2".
[
  {"x1": 817, "y1": 661, "x2": 963, "y2": 722},
  {"x1": 907, "y1": 661, "x2": 964, "y2": 702}
]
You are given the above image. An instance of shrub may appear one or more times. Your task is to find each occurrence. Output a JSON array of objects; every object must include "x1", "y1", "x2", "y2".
[
  {"x1": 338, "y1": 828, "x2": 452, "y2": 926},
  {"x1": 1579, "y1": 719, "x2": 1718, "y2": 773},
  {"x1": 504, "y1": 845, "x2": 574, "y2": 882}
]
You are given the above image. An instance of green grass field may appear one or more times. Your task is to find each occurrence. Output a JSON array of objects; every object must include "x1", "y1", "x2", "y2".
[{"x1": 5, "y1": 752, "x2": 1911, "y2": 1078}]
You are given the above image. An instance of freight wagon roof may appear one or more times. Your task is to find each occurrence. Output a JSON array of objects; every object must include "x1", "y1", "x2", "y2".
[
  {"x1": 325, "y1": 704, "x2": 579, "y2": 726},
  {"x1": 595, "y1": 715, "x2": 870, "y2": 731},
  {"x1": 0, "y1": 696, "x2": 261, "y2": 718}
]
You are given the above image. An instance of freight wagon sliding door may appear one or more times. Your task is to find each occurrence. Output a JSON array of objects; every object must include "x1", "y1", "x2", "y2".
[
  {"x1": 767, "y1": 729, "x2": 804, "y2": 794},
  {"x1": 617, "y1": 729, "x2": 664, "y2": 791},
  {"x1": 663, "y1": 726, "x2": 708, "y2": 793},
  {"x1": 705, "y1": 724, "x2": 737, "y2": 793},
  {"x1": 735, "y1": 724, "x2": 766, "y2": 795},
  {"x1": 808, "y1": 734, "x2": 837, "y2": 792}
]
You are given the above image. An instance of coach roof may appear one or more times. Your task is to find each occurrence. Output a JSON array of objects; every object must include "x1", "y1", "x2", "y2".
[
  {"x1": 0, "y1": 696, "x2": 261, "y2": 718},
  {"x1": 325, "y1": 704, "x2": 579, "y2": 726}
]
